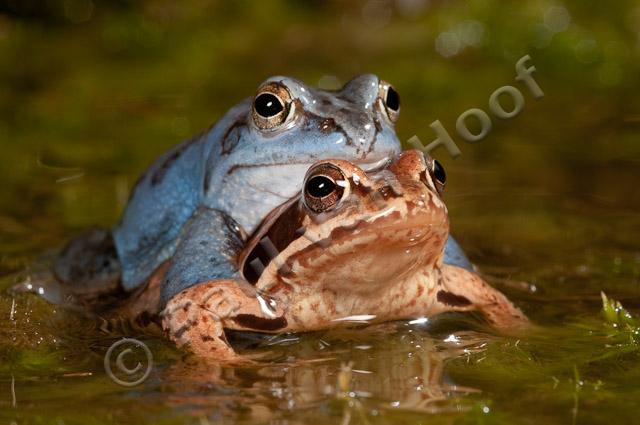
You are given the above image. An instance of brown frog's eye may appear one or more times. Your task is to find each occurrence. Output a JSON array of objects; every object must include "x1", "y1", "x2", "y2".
[
  {"x1": 307, "y1": 176, "x2": 335, "y2": 198},
  {"x1": 430, "y1": 159, "x2": 446, "y2": 194},
  {"x1": 379, "y1": 81, "x2": 400, "y2": 123},
  {"x1": 252, "y1": 83, "x2": 292, "y2": 130},
  {"x1": 303, "y1": 164, "x2": 346, "y2": 213}
]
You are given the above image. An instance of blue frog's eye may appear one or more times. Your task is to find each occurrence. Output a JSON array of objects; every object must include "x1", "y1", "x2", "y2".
[
  {"x1": 379, "y1": 81, "x2": 400, "y2": 123},
  {"x1": 252, "y1": 83, "x2": 292, "y2": 130},
  {"x1": 254, "y1": 93, "x2": 283, "y2": 118},
  {"x1": 385, "y1": 86, "x2": 400, "y2": 112}
]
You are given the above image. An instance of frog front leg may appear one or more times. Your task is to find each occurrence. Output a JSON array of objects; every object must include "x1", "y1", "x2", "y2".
[
  {"x1": 159, "y1": 207, "x2": 246, "y2": 305},
  {"x1": 162, "y1": 279, "x2": 287, "y2": 362},
  {"x1": 159, "y1": 206, "x2": 246, "y2": 362},
  {"x1": 425, "y1": 264, "x2": 529, "y2": 330}
]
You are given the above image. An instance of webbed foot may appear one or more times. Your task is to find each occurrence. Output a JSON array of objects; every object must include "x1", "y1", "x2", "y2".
[
  {"x1": 161, "y1": 279, "x2": 287, "y2": 363},
  {"x1": 436, "y1": 265, "x2": 529, "y2": 331}
]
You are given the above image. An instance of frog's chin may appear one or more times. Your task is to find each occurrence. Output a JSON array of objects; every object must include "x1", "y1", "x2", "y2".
[
  {"x1": 288, "y1": 153, "x2": 395, "y2": 175},
  {"x1": 253, "y1": 154, "x2": 395, "y2": 201}
]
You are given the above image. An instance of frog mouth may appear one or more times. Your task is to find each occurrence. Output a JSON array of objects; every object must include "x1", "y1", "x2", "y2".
[{"x1": 239, "y1": 155, "x2": 393, "y2": 174}]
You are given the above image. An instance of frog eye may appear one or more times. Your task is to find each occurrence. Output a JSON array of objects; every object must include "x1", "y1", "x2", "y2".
[
  {"x1": 419, "y1": 156, "x2": 446, "y2": 194},
  {"x1": 430, "y1": 159, "x2": 446, "y2": 194},
  {"x1": 252, "y1": 83, "x2": 292, "y2": 130},
  {"x1": 379, "y1": 81, "x2": 400, "y2": 123},
  {"x1": 303, "y1": 164, "x2": 347, "y2": 213},
  {"x1": 255, "y1": 93, "x2": 283, "y2": 117}
]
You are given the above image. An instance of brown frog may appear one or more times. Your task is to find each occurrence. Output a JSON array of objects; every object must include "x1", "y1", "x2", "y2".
[{"x1": 162, "y1": 150, "x2": 528, "y2": 362}]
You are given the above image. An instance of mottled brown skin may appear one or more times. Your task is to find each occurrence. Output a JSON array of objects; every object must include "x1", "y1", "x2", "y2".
[{"x1": 162, "y1": 150, "x2": 528, "y2": 363}]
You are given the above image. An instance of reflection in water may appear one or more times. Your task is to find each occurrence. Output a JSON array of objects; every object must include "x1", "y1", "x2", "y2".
[{"x1": 158, "y1": 323, "x2": 487, "y2": 423}]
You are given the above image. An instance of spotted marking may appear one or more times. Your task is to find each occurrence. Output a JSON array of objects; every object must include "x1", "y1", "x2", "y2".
[
  {"x1": 319, "y1": 117, "x2": 337, "y2": 134},
  {"x1": 436, "y1": 290, "x2": 472, "y2": 307},
  {"x1": 221, "y1": 119, "x2": 246, "y2": 156},
  {"x1": 200, "y1": 334, "x2": 215, "y2": 342},
  {"x1": 232, "y1": 314, "x2": 288, "y2": 331}
]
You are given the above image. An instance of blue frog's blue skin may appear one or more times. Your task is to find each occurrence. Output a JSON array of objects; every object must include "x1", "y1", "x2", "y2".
[
  {"x1": 443, "y1": 236, "x2": 473, "y2": 271},
  {"x1": 110, "y1": 74, "x2": 471, "y2": 303}
]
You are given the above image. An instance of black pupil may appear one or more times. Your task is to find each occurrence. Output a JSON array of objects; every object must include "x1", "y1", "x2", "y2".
[
  {"x1": 433, "y1": 159, "x2": 446, "y2": 184},
  {"x1": 385, "y1": 86, "x2": 400, "y2": 111},
  {"x1": 306, "y1": 176, "x2": 336, "y2": 198},
  {"x1": 254, "y1": 93, "x2": 284, "y2": 117}
]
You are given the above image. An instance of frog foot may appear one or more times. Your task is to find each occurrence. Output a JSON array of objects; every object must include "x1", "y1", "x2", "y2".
[
  {"x1": 161, "y1": 279, "x2": 286, "y2": 364},
  {"x1": 435, "y1": 264, "x2": 529, "y2": 331}
]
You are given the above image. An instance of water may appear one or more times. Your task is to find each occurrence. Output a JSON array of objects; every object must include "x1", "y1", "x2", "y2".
[{"x1": 1, "y1": 1, "x2": 639, "y2": 424}]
